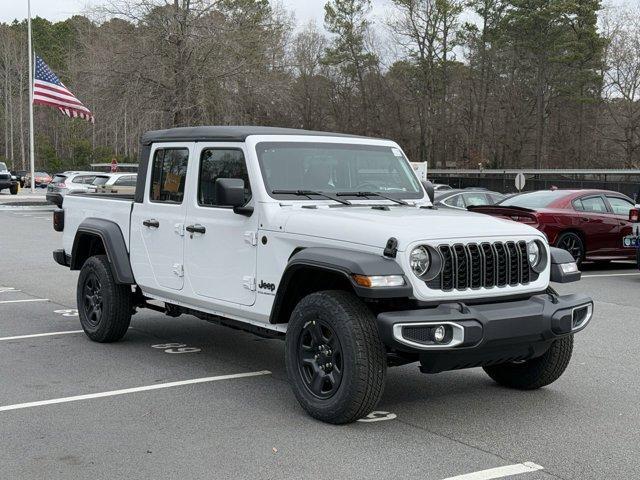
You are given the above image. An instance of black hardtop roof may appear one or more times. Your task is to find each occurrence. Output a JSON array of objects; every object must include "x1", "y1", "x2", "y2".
[{"x1": 141, "y1": 126, "x2": 375, "y2": 145}]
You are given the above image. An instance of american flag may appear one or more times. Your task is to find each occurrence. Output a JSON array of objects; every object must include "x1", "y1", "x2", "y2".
[{"x1": 33, "y1": 55, "x2": 94, "y2": 123}]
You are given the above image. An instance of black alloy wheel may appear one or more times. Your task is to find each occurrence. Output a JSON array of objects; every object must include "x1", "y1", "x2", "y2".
[
  {"x1": 556, "y1": 232, "x2": 585, "y2": 265},
  {"x1": 82, "y1": 272, "x2": 103, "y2": 327},
  {"x1": 297, "y1": 319, "x2": 343, "y2": 399}
]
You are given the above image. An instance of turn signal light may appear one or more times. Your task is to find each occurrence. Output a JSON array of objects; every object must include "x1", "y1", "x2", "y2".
[
  {"x1": 352, "y1": 274, "x2": 405, "y2": 288},
  {"x1": 630, "y1": 208, "x2": 639, "y2": 223}
]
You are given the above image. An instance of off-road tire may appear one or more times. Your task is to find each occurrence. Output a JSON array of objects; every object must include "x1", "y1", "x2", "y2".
[
  {"x1": 285, "y1": 290, "x2": 386, "y2": 424},
  {"x1": 77, "y1": 255, "x2": 132, "y2": 343},
  {"x1": 483, "y1": 335, "x2": 574, "y2": 390}
]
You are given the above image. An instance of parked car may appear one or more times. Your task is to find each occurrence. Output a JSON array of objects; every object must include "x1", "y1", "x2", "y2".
[
  {"x1": 470, "y1": 189, "x2": 638, "y2": 265},
  {"x1": 432, "y1": 183, "x2": 452, "y2": 191},
  {"x1": 24, "y1": 171, "x2": 52, "y2": 188},
  {"x1": 53, "y1": 126, "x2": 592, "y2": 425},
  {"x1": 434, "y1": 188, "x2": 505, "y2": 210},
  {"x1": 0, "y1": 162, "x2": 19, "y2": 194},
  {"x1": 46, "y1": 171, "x2": 106, "y2": 206},
  {"x1": 87, "y1": 173, "x2": 137, "y2": 195}
]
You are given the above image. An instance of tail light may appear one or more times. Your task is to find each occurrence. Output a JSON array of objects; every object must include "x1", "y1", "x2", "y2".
[
  {"x1": 53, "y1": 208, "x2": 64, "y2": 231},
  {"x1": 509, "y1": 214, "x2": 538, "y2": 225},
  {"x1": 630, "y1": 208, "x2": 639, "y2": 223}
]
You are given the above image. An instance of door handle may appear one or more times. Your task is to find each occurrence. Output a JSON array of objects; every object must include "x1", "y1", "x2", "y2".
[
  {"x1": 143, "y1": 219, "x2": 160, "y2": 228},
  {"x1": 186, "y1": 224, "x2": 206, "y2": 235}
]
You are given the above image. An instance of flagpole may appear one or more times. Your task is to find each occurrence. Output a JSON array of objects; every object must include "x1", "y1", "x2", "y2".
[{"x1": 27, "y1": 0, "x2": 36, "y2": 193}]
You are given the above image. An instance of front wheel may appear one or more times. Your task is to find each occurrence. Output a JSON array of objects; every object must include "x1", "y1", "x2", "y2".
[
  {"x1": 77, "y1": 255, "x2": 132, "y2": 343},
  {"x1": 483, "y1": 335, "x2": 573, "y2": 390},
  {"x1": 285, "y1": 290, "x2": 386, "y2": 424}
]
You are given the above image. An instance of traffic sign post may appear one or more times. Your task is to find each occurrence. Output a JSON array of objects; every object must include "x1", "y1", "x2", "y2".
[{"x1": 515, "y1": 172, "x2": 526, "y2": 191}]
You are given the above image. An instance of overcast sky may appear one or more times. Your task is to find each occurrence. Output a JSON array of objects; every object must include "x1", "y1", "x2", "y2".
[{"x1": 1, "y1": 0, "x2": 628, "y2": 25}]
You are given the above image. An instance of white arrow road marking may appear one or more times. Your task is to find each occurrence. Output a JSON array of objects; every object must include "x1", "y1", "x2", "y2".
[
  {"x1": 0, "y1": 298, "x2": 49, "y2": 304},
  {"x1": 0, "y1": 371, "x2": 272, "y2": 412},
  {"x1": 441, "y1": 462, "x2": 544, "y2": 480},
  {"x1": 0, "y1": 330, "x2": 84, "y2": 341},
  {"x1": 358, "y1": 411, "x2": 397, "y2": 422}
]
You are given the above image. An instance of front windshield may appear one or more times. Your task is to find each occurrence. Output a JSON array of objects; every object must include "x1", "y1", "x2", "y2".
[
  {"x1": 256, "y1": 142, "x2": 423, "y2": 200},
  {"x1": 0, "y1": 162, "x2": 7, "y2": 171},
  {"x1": 498, "y1": 190, "x2": 569, "y2": 208}
]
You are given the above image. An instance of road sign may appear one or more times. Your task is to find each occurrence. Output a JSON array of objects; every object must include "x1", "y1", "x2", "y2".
[
  {"x1": 515, "y1": 172, "x2": 526, "y2": 191},
  {"x1": 110, "y1": 158, "x2": 119, "y2": 173}
]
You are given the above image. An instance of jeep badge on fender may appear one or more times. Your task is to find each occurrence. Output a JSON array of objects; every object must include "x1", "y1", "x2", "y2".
[{"x1": 53, "y1": 126, "x2": 593, "y2": 425}]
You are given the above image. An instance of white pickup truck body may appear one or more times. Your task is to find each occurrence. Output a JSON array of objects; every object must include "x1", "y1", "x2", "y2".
[{"x1": 55, "y1": 126, "x2": 593, "y2": 423}]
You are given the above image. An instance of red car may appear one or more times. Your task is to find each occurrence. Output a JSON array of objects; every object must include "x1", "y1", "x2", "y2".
[{"x1": 470, "y1": 189, "x2": 637, "y2": 265}]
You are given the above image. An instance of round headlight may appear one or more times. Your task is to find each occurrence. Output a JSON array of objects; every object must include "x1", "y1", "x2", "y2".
[
  {"x1": 527, "y1": 241, "x2": 541, "y2": 267},
  {"x1": 410, "y1": 246, "x2": 430, "y2": 278}
]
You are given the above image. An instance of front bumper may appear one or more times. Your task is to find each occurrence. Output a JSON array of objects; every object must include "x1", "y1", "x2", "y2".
[{"x1": 377, "y1": 292, "x2": 593, "y2": 373}]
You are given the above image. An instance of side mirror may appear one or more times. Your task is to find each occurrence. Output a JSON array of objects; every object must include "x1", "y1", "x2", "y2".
[
  {"x1": 214, "y1": 178, "x2": 253, "y2": 216},
  {"x1": 215, "y1": 178, "x2": 245, "y2": 207},
  {"x1": 421, "y1": 180, "x2": 435, "y2": 203}
]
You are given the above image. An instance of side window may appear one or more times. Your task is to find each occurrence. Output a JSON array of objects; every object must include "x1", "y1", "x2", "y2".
[
  {"x1": 606, "y1": 196, "x2": 634, "y2": 216},
  {"x1": 443, "y1": 194, "x2": 465, "y2": 208},
  {"x1": 73, "y1": 175, "x2": 89, "y2": 184},
  {"x1": 580, "y1": 196, "x2": 607, "y2": 213},
  {"x1": 572, "y1": 199, "x2": 584, "y2": 211},
  {"x1": 463, "y1": 192, "x2": 489, "y2": 207},
  {"x1": 198, "y1": 149, "x2": 251, "y2": 207},
  {"x1": 150, "y1": 148, "x2": 189, "y2": 203},
  {"x1": 114, "y1": 175, "x2": 137, "y2": 186}
]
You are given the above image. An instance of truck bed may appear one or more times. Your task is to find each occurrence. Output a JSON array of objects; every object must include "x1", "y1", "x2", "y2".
[{"x1": 62, "y1": 194, "x2": 134, "y2": 254}]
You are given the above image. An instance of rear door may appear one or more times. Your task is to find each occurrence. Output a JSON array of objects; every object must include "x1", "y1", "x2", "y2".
[
  {"x1": 183, "y1": 144, "x2": 257, "y2": 306},
  {"x1": 130, "y1": 143, "x2": 192, "y2": 291}
]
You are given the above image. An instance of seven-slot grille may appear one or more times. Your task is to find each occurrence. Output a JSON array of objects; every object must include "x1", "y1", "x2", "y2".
[{"x1": 426, "y1": 241, "x2": 535, "y2": 291}]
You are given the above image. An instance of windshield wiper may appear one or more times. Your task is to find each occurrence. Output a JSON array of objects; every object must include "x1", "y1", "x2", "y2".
[
  {"x1": 272, "y1": 190, "x2": 352, "y2": 206},
  {"x1": 336, "y1": 191, "x2": 409, "y2": 206}
]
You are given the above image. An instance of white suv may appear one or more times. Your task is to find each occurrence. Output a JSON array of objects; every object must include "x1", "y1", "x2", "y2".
[{"x1": 46, "y1": 171, "x2": 109, "y2": 206}]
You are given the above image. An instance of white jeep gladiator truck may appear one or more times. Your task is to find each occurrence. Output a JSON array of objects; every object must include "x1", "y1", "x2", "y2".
[{"x1": 53, "y1": 126, "x2": 593, "y2": 424}]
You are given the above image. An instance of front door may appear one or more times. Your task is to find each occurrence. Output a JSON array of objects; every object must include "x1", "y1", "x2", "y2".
[
  {"x1": 184, "y1": 144, "x2": 257, "y2": 306},
  {"x1": 130, "y1": 143, "x2": 192, "y2": 291}
]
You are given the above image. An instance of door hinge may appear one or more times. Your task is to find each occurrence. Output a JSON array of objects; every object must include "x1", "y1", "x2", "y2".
[
  {"x1": 175, "y1": 223, "x2": 185, "y2": 236},
  {"x1": 243, "y1": 276, "x2": 256, "y2": 291},
  {"x1": 172, "y1": 263, "x2": 184, "y2": 277},
  {"x1": 244, "y1": 231, "x2": 258, "y2": 246}
]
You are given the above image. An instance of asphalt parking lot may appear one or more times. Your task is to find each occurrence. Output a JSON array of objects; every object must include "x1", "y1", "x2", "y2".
[{"x1": 1, "y1": 208, "x2": 639, "y2": 480}]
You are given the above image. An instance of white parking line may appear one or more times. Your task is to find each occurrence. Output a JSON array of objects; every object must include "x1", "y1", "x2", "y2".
[
  {"x1": 0, "y1": 298, "x2": 49, "y2": 304},
  {"x1": 0, "y1": 370, "x2": 271, "y2": 412},
  {"x1": 441, "y1": 462, "x2": 543, "y2": 480},
  {"x1": 0, "y1": 330, "x2": 84, "y2": 341},
  {"x1": 582, "y1": 272, "x2": 640, "y2": 278}
]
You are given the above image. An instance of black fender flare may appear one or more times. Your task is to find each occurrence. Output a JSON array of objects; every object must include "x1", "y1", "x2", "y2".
[
  {"x1": 269, "y1": 247, "x2": 412, "y2": 324},
  {"x1": 71, "y1": 218, "x2": 135, "y2": 284}
]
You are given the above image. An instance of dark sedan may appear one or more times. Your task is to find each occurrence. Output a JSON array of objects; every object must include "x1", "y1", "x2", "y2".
[
  {"x1": 434, "y1": 188, "x2": 505, "y2": 210},
  {"x1": 470, "y1": 189, "x2": 638, "y2": 264}
]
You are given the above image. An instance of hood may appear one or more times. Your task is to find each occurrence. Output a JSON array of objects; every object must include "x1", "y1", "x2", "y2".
[{"x1": 277, "y1": 204, "x2": 544, "y2": 250}]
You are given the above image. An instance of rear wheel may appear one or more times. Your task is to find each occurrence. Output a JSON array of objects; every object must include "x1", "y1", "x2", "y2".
[
  {"x1": 285, "y1": 290, "x2": 386, "y2": 424},
  {"x1": 556, "y1": 232, "x2": 585, "y2": 265},
  {"x1": 77, "y1": 255, "x2": 132, "y2": 342},
  {"x1": 483, "y1": 335, "x2": 573, "y2": 390}
]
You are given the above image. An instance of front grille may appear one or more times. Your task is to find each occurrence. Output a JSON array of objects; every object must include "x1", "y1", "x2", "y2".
[
  {"x1": 426, "y1": 241, "x2": 535, "y2": 291},
  {"x1": 0, "y1": 173, "x2": 10, "y2": 180}
]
